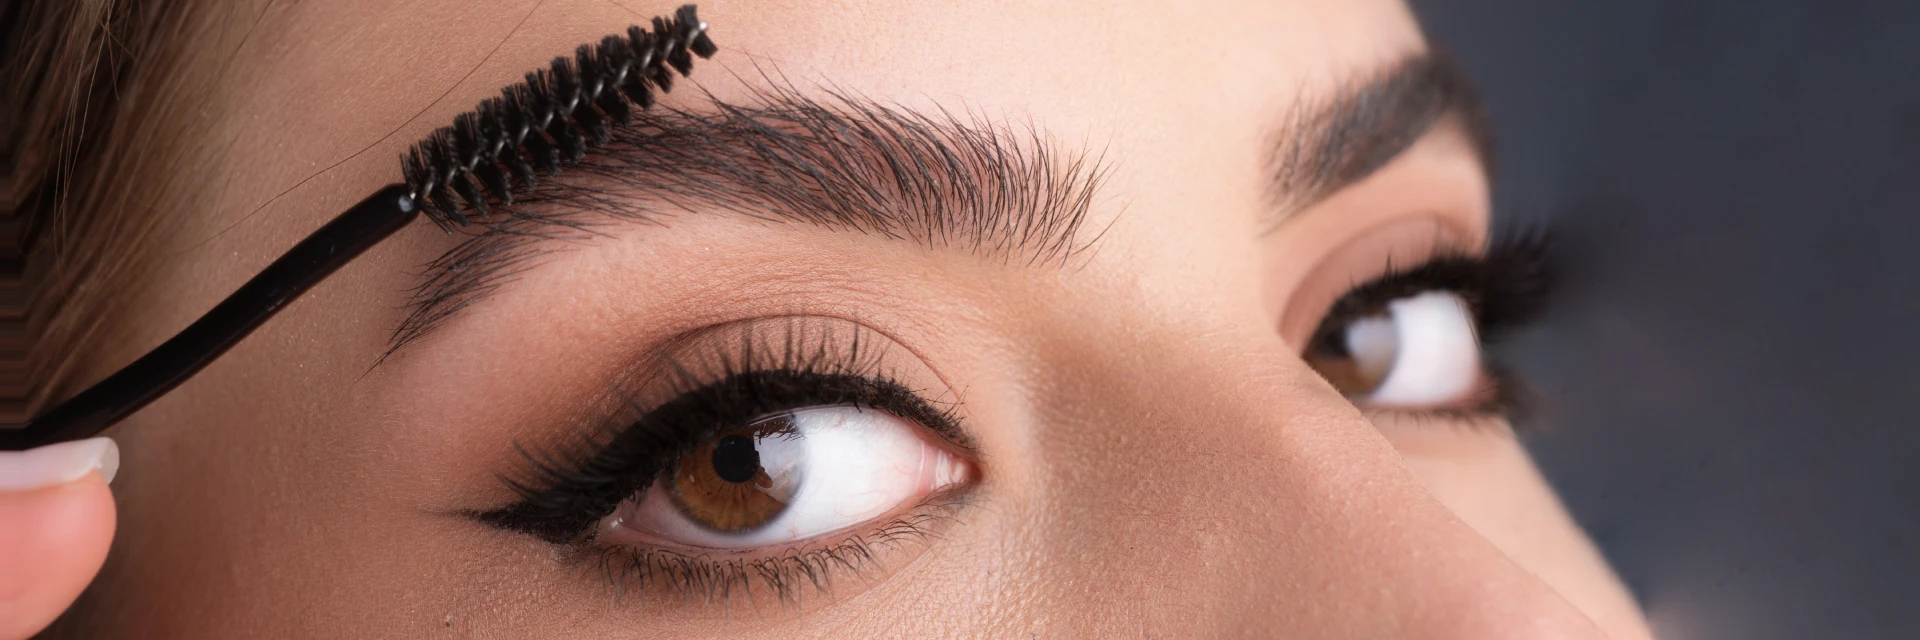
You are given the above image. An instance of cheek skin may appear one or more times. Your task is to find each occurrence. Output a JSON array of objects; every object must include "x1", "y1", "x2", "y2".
[
  {"x1": 963, "y1": 312, "x2": 1609, "y2": 638},
  {"x1": 1255, "y1": 115, "x2": 1650, "y2": 637},
  {"x1": 1384, "y1": 421, "x2": 1657, "y2": 640}
]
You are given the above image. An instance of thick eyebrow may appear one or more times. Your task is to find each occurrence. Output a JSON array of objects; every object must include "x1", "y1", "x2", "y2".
[
  {"x1": 1264, "y1": 50, "x2": 1492, "y2": 227},
  {"x1": 386, "y1": 52, "x2": 1486, "y2": 358},
  {"x1": 385, "y1": 83, "x2": 1107, "y2": 358}
]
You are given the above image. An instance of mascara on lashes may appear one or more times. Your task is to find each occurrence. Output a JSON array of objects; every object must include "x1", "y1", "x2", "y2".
[
  {"x1": 1, "y1": 5, "x2": 718, "y2": 450},
  {"x1": 475, "y1": 318, "x2": 971, "y2": 545},
  {"x1": 469, "y1": 322, "x2": 980, "y2": 603},
  {"x1": 1307, "y1": 228, "x2": 1555, "y2": 419}
]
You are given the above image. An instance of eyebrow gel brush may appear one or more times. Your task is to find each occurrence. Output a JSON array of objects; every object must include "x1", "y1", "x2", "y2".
[{"x1": 0, "y1": 5, "x2": 717, "y2": 451}]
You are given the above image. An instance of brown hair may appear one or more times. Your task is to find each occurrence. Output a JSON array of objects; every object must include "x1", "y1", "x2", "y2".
[{"x1": 1, "y1": 0, "x2": 229, "y2": 421}]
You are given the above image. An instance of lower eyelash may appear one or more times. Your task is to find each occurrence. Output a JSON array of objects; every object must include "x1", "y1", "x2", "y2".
[
  {"x1": 471, "y1": 317, "x2": 977, "y2": 608},
  {"x1": 1358, "y1": 359, "x2": 1530, "y2": 427},
  {"x1": 571, "y1": 490, "x2": 972, "y2": 608},
  {"x1": 477, "y1": 318, "x2": 964, "y2": 545}
]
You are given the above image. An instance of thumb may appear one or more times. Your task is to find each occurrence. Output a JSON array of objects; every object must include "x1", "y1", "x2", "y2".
[{"x1": 0, "y1": 438, "x2": 118, "y2": 640}]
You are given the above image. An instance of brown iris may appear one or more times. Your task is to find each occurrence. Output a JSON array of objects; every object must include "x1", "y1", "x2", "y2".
[
  {"x1": 669, "y1": 417, "x2": 801, "y2": 533},
  {"x1": 1306, "y1": 311, "x2": 1397, "y2": 396}
]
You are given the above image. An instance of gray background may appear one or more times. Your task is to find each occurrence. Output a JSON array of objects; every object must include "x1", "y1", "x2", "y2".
[{"x1": 1412, "y1": 2, "x2": 1920, "y2": 638}]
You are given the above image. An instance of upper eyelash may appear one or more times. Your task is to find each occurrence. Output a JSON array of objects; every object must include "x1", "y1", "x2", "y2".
[
  {"x1": 1316, "y1": 226, "x2": 1554, "y2": 346},
  {"x1": 478, "y1": 230, "x2": 1551, "y2": 585},
  {"x1": 473, "y1": 319, "x2": 964, "y2": 544},
  {"x1": 1311, "y1": 226, "x2": 1555, "y2": 419}
]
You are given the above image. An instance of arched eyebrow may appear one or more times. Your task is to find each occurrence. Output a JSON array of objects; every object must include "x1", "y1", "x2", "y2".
[
  {"x1": 1264, "y1": 50, "x2": 1492, "y2": 228},
  {"x1": 384, "y1": 51, "x2": 1487, "y2": 360},
  {"x1": 384, "y1": 83, "x2": 1108, "y2": 359}
]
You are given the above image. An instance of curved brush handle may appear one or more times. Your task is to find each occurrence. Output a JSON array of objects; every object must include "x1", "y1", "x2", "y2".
[{"x1": 0, "y1": 186, "x2": 418, "y2": 450}]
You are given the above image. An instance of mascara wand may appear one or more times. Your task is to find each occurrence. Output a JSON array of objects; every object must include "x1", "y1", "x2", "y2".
[{"x1": 0, "y1": 5, "x2": 718, "y2": 451}]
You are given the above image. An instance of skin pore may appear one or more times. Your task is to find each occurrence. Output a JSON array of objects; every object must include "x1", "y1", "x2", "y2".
[{"x1": 57, "y1": 0, "x2": 1653, "y2": 637}]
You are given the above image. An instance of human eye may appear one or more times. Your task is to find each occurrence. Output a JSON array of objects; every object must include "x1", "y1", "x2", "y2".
[
  {"x1": 1303, "y1": 230, "x2": 1551, "y2": 416},
  {"x1": 608, "y1": 405, "x2": 971, "y2": 549},
  {"x1": 471, "y1": 317, "x2": 976, "y2": 603}
]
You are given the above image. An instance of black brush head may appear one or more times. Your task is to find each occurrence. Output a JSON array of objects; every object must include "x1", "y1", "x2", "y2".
[{"x1": 401, "y1": 4, "x2": 717, "y2": 229}]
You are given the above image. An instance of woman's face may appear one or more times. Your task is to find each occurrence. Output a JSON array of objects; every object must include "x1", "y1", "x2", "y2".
[{"x1": 74, "y1": 0, "x2": 1651, "y2": 637}]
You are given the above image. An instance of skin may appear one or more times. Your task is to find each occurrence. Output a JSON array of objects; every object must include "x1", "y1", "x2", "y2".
[
  {"x1": 26, "y1": 0, "x2": 1654, "y2": 637},
  {"x1": 0, "y1": 475, "x2": 113, "y2": 640}
]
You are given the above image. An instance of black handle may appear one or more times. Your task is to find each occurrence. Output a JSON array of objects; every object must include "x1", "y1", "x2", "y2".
[{"x1": 0, "y1": 184, "x2": 420, "y2": 450}]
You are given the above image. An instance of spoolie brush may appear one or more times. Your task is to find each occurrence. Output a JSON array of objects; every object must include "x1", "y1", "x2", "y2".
[
  {"x1": 404, "y1": 4, "x2": 717, "y2": 228},
  {"x1": 0, "y1": 5, "x2": 718, "y2": 450}
]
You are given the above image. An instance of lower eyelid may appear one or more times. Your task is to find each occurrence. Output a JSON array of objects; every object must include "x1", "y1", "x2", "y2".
[
  {"x1": 1300, "y1": 228, "x2": 1553, "y2": 420},
  {"x1": 470, "y1": 313, "x2": 988, "y2": 610},
  {"x1": 602, "y1": 406, "x2": 975, "y2": 550},
  {"x1": 600, "y1": 483, "x2": 972, "y2": 552},
  {"x1": 572, "y1": 488, "x2": 976, "y2": 606},
  {"x1": 475, "y1": 315, "x2": 973, "y2": 543}
]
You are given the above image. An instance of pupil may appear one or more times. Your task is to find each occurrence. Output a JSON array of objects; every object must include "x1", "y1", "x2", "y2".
[{"x1": 710, "y1": 434, "x2": 760, "y2": 483}]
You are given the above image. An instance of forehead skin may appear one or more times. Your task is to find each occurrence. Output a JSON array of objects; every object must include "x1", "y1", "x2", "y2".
[
  {"x1": 164, "y1": 0, "x2": 1426, "y2": 293},
  {"x1": 69, "y1": 0, "x2": 1647, "y2": 638}
]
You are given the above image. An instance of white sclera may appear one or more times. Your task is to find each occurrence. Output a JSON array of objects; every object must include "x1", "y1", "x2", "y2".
[
  {"x1": 1343, "y1": 315, "x2": 1400, "y2": 386},
  {"x1": 620, "y1": 406, "x2": 969, "y2": 550},
  {"x1": 1358, "y1": 290, "x2": 1483, "y2": 407}
]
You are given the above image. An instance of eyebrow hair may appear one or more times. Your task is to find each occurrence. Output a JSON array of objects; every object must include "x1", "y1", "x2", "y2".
[
  {"x1": 386, "y1": 51, "x2": 1487, "y2": 358},
  {"x1": 386, "y1": 82, "x2": 1107, "y2": 358},
  {"x1": 1264, "y1": 50, "x2": 1492, "y2": 227}
]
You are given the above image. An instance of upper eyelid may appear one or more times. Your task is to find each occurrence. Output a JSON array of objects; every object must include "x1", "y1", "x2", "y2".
[
  {"x1": 598, "y1": 314, "x2": 968, "y2": 439},
  {"x1": 474, "y1": 315, "x2": 970, "y2": 540}
]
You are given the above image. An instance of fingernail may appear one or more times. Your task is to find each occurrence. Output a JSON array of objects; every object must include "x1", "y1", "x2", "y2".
[{"x1": 0, "y1": 437, "x2": 119, "y2": 491}]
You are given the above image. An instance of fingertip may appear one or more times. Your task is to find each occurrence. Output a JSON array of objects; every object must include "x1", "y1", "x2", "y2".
[{"x1": 0, "y1": 472, "x2": 117, "y2": 640}]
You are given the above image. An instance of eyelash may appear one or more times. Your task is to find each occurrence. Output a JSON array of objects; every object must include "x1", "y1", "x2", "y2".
[
  {"x1": 579, "y1": 491, "x2": 972, "y2": 605},
  {"x1": 1308, "y1": 227, "x2": 1554, "y2": 421},
  {"x1": 477, "y1": 230, "x2": 1550, "y2": 603},
  {"x1": 475, "y1": 322, "x2": 970, "y2": 602}
]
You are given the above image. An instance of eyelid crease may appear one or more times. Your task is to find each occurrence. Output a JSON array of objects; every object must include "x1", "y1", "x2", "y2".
[
  {"x1": 474, "y1": 315, "x2": 971, "y2": 544},
  {"x1": 639, "y1": 316, "x2": 970, "y2": 442}
]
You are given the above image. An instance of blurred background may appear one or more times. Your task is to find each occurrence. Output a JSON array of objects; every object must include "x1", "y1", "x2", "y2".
[{"x1": 1412, "y1": 2, "x2": 1920, "y2": 638}]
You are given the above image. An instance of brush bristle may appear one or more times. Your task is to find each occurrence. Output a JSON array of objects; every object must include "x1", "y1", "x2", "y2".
[{"x1": 401, "y1": 4, "x2": 716, "y2": 228}]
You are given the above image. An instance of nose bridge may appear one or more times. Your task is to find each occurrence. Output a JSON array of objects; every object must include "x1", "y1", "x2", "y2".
[{"x1": 1014, "y1": 325, "x2": 1608, "y2": 638}]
